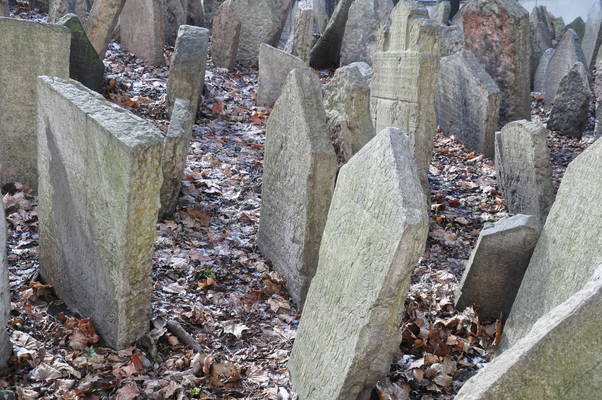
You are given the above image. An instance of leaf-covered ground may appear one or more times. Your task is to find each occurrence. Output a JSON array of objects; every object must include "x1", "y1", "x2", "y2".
[{"x1": 1, "y1": 4, "x2": 595, "y2": 400}]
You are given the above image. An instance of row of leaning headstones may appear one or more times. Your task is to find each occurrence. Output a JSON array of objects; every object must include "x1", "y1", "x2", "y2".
[
  {"x1": 0, "y1": 14, "x2": 209, "y2": 364},
  {"x1": 252, "y1": 0, "x2": 602, "y2": 398}
]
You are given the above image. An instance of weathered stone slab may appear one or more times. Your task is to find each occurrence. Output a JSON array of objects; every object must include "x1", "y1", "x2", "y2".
[
  {"x1": 312, "y1": 0, "x2": 328, "y2": 33},
  {"x1": 0, "y1": 0, "x2": 8, "y2": 16},
  {"x1": 160, "y1": 98, "x2": 194, "y2": 219},
  {"x1": 324, "y1": 62, "x2": 374, "y2": 163},
  {"x1": 309, "y1": 0, "x2": 353, "y2": 68},
  {"x1": 0, "y1": 18, "x2": 70, "y2": 191},
  {"x1": 257, "y1": 44, "x2": 308, "y2": 107},
  {"x1": 547, "y1": 62, "x2": 592, "y2": 138},
  {"x1": 533, "y1": 47, "x2": 554, "y2": 93},
  {"x1": 166, "y1": 25, "x2": 208, "y2": 116},
  {"x1": 48, "y1": 0, "x2": 91, "y2": 23},
  {"x1": 502, "y1": 136, "x2": 602, "y2": 349},
  {"x1": 583, "y1": 0, "x2": 602, "y2": 70},
  {"x1": 550, "y1": 16, "x2": 565, "y2": 44},
  {"x1": 529, "y1": 5, "x2": 553, "y2": 86},
  {"x1": 257, "y1": 68, "x2": 337, "y2": 308},
  {"x1": 0, "y1": 201, "x2": 11, "y2": 368},
  {"x1": 380, "y1": 1, "x2": 439, "y2": 55},
  {"x1": 462, "y1": 0, "x2": 530, "y2": 124},
  {"x1": 37, "y1": 76, "x2": 163, "y2": 349},
  {"x1": 284, "y1": 1, "x2": 313, "y2": 63},
  {"x1": 456, "y1": 264, "x2": 602, "y2": 400},
  {"x1": 165, "y1": 0, "x2": 186, "y2": 46},
  {"x1": 440, "y1": 24, "x2": 464, "y2": 57},
  {"x1": 435, "y1": 50, "x2": 500, "y2": 158},
  {"x1": 455, "y1": 215, "x2": 541, "y2": 323},
  {"x1": 566, "y1": 16, "x2": 585, "y2": 41},
  {"x1": 58, "y1": 13, "x2": 104, "y2": 93},
  {"x1": 595, "y1": 52, "x2": 602, "y2": 137},
  {"x1": 543, "y1": 29, "x2": 586, "y2": 105},
  {"x1": 211, "y1": 0, "x2": 241, "y2": 70},
  {"x1": 495, "y1": 120, "x2": 555, "y2": 221},
  {"x1": 340, "y1": 0, "x2": 393, "y2": 65},
  {"x1": 430, "y1": 0, "x2": 450, "y2": 25},
  {"x1": 121, "y1": 0, "x2": 165, "y2": 66},
  {"x1": 289, "y1": 127, "x2": 429, "y2": 400},
  {"x1": 85, "y1": 0, "x2": 127, "y2": 57}
]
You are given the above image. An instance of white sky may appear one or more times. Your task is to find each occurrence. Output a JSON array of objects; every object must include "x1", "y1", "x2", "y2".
[{"x1": 519, "y1": 0, "x2": 593, "y2": 23}]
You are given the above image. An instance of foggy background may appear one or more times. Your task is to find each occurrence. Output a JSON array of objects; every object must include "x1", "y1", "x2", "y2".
[{"x1": 519, "y1": 0, "x2": 592, "y2": 22}]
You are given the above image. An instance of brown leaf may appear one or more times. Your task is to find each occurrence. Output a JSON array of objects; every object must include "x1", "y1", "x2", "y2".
[{"x1": 116, "y1": 382, "x2": 140, "y2": 400}]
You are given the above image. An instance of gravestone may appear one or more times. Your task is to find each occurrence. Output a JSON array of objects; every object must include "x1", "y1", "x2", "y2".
[
  {"x1": 312, "y1": 0, "x2": 328, "y2": 33},
  {"x1": 0, "y1": 18, "x2": 70, "y2": 191},
  {"x1": 324, "y1": 62, "x2": 374, "y2": 164},
  {"x1": 430, "y1": 0, "x2": 450, "y2": 25},
  {"x1": 340, "y1": 0, "x2": 394, "y2": 65},
  {"x1": 211, "y1": 0, "x2": 241, "y2": 70},
  {"x1": 533, "y1": 47, "x2": 554, "y2": 93},
  {"x1": 462, "y1": 0, "x2": 530, "y2": 124},
  {"x1": 289, "y1": 128, "x2": 429, "y2": 400},
  {"x1": 0, "y1": 0, "x2": 7, "y2": 16},
  {"x1": 543, "y1": 29, "x2": 586, "y2": 106},
  {"x1": 284, "y1": 1, "x2": 313, "y2": 63},
  {"x1": 0, "y1": 203, "x2": 10, "y2": 368},
  {"x1": 455, "y1": 215, "x2": 541, "y2": 323},
  {"x1": 495, "y1": 120, "x2": 555, "y2": 221},
  {"x1": 120, "y1": 0, "x2": 166, "y2": 66},
  {"x1": 257, "y1": 44, "x2": 308, "y2": 107},
  {"x1": 48, "y1": 0, "x2": 91, "y2": 23},
  {"x1": 37, "y1": 77, "x2": 163, "y2": 349},
  {"x1": 566, "y1": 17, "x2": 585, "y2": 41},
  {"x1": 435, "y1": 50, "x2": 501, "y2": 158},
  {"x1": 582, "y1": 0, "x2": 602, "y2": 69},
  {"x1": 440, "y1": 24, "x2": 464, "y2": 57},
  {"x1": 85, "y1": 0, "x2": 127, "y2": 57},
  {"x1": 550, "y1": 16, "x2": 565, "y2": 43},
  {"x1": 58, "y1": 14, "x2": 104, "y2": 93},
  {"x1": 309, "y1": 0, "x2": 354, "y2": 68},
  {"x1": 596, "y1": 52, "x2": 602, "y2": 137},
  {"x1": 160, "y1": 98, "x2": 194, "y2": 219},
  {"x1": 502, "y1": 137, "x2": 602, "y2": 349},
  {"x1": 257, "y1": 68, "x2": 337, "y2": 308},
  {"x1": 529, "y1": 6, "x2": 553, "y2": 86},
  {"x1": 166, "y1": 25, "x2": 209, "y2": 116},
  {"x1": 456, "y1": 265, "x2": 602, "y2": 399},
  {"x1": 165, "y1": 0, "x2": 186, "y2": 46}
]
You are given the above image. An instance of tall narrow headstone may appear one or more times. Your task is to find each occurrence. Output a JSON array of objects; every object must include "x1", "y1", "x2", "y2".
[
  {"x1": 289, "y1": 128, "x2": 429, "y2": 400},
  {"x1": 0, "y1": 200, "x2": 11, "y2": 368},
  {"x1": 257, "y1": 44, "x2": 308, "y2": 107},
  {"x1": 543, "y1": 29, "x2": 586, "y2": 105},
  {"x1": 529, "y1": 6, "x2": 553, "y2": 86},
  {"x1": 257, "y1": 68, "x2": 337, "y2": 308},
  {"x1": 211, "y1": 0, "x2": 241, "y2": 70},
  {"x1": 0, "y1": 0, "x2": 8, "y2": 16},
  {"x1": 461, "y1": 0, "x2": 530, "y2": 124},
  {"x1": 37, "y1": 77, "x2": 163, "y2": 349},
  {"x1": 309, "y1": 0, "x2": 354, "y2": 68},
  {"x1": 284, "y1": 1, "x2": 314, "y2": 63},
  {"x1": 582, "y1": 0, "x2": 602, "y2": 70},
  {"x1": 533, "y1": 47, "x2": 554, "y2": 93},
  {"x1": 120, "y1": 0, "x2": 166, "y2": 66},
  {"x1": 0, "y1": 18, "x2": 70, "y2": 191}
]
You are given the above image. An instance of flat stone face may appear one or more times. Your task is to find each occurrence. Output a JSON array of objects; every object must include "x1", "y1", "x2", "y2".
[
  {"x1": 596, "y1": 52, "x2": 602, "y2": 137},
  {"x1": 289, "y1": 128, "x2": 429, "y2": 400},
  {"x1": 456, "y1": 265, "x2": 602, "y2": 400},
  {"x1": 324, "y1": 62, "x2": 374, "y2": 164},
  {"x1": 502, "y1": 137, "x2": 602, "y2": 349},
  {"x1": 166, "y1": 25, "x2": 209, "y2": 116},
  {"x1": 0, "y1": 18, "x2": 70, "y2": 191},
  {"x1": 582, "y1": 0, "x2": 602, "y2": 69},
  {"x1": 48, "y1": 0, "x2": 90, "y2": 23},
  {"x1": 0, "y1": 203, "x2": 11, "y2": 368},
  {"x1": 495, "y1": 120, "x2": 555, "y2": 220},
  {"x1": 309, "y1": 0, "x2": 354, "y2": 68},
  {"x1": 435, "y1": 50, "x2": 500, "y2": 158},
  {"x1": 455, "y1": 215, "x2": 541, "y2": 322},
  {"x1": 547, "y1": 62, "x2": 592, "y2": 138},
  {"x1": 543, "y1": 29, "x2": 586, "y2": 105},
  {"x1": 121, "y1": 0, "x2": 165, "y2": 66},
  {"x1": 340, "y1": 0, "x2": 393, "y2": 65},
  {"x1": 257, "y1": 44, "x2": 307, "y2": 107},
  {"x1": 160, "y1": 98, "x2": 194, "y2": 219},
  {"x1": 529, "y1": 6, "x2": 553, "y2": 85},
  {"x1": 37, "y1": 76, "x2": 163, "y2": 349},
  {"x1": 566, "y1": 16, "x2": 585, "y2": 41},
  {"x1": 284, "y1": 2, "x2": 313, "y2": 63},
  {"x1": 58, "y1": 13, "x2": 105, "y2": 93},
  {"x1": 257, "y1": 68, "x2": 337, "y2": 308},
  {"x1": 462, "y1": 0, "x2": 530, "y2": 124},
  {"x1": 211, "y1": 0, "x2": 241, "y2": 70},
  {"x1": 430, "y1": 0, "x2": 450, "y2": 25},
  {"x1": 533, "y1": 47, "x2": 554, "y2": 93}
]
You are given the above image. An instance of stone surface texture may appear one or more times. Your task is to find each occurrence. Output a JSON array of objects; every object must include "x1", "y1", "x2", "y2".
[
  {"x1": 456, "y1": 265, "x2": 602, "y2": 399},
  {"x1": 502, "y1": 137, "x2": 602, "y2": 349},
  {"x1": 257, "y1": 68, "x2": 337, "y2": 308},
  {"x1": 37, "y1": 77, "x2": 163, "y2": 349},
  {"x1": 533, "y1": 47, "x2": 554, "y2": 93},
  {"x1": 455, "y1": 215, "x2": 541, "y2": 322},
  {"x1": 309, "y1": 0, "x2": 354, "y2": 68},
  {"x1": 430, "y1": 0, "x2": 450, "y2": 25},
  {"x1": 529, "y1": 6, "x2": 553, "y2": 86},
  {"x1": 166, "y1": 25, "x2": 209, "y2": 116},
  {"x1": 289, "y1": 128, "x2": 429, "y2": 400},
  {"x1": 461, "y1": 0, "x2": 530, "y2": 124},
  {"x1": 543, "y1": 29, "x2": 586, "y2": 106},
  {"x1": 48, "y1": 0, "x2": 91, "y2": 23},
  {"x1": 58, "y1": 13, "x2": 104, "y2": 93},
  {"x1": 85, "y1": 0, "x2": 126, "y2": 56},
  {"x1": 324, "y1": 61, "x2": 374, "y2": 163},
  {"x1": 211, "y1": 0, "x2": 241, "y2": 70},
  {"x1": 0, "y1": 202, "x2": 10, "y2": 368},
  {"x1": 495, "y1": 120, "x2": 555, "y2": 221},
  {"x1": 0, "y1": 18, "x2": 70, "y2": 191},
  {"x1": 0, "y1": 0, "x2": 7, "y2": 16},
  {"x1": 440, "y1": 24, "x2": 464, "y2": 57},
  {"x1": 596, "y1": 51, "x2": 602, "y2": 137},
  {"x1": 121, "y1": 0, "x2": 166, "y2": 66},
  {"x1": 284, "y1": 1, "x2": 314, "y2": 63},
  {"x1": 257, "y1": 44, "x2": 308, "y2": 107},
  {"x1": 435, "y1": 50, "x2": 500, "y2": 158},
  {"x1": 583, "y1": 0, "x2": 602, "y2": 69},
  {"x1": 566, "y1": 16, "x2": 585, "y2": 41}
]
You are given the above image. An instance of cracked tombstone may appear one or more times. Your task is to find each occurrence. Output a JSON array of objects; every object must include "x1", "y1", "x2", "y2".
[
  {"x1": 120, "y1": 0, "x2": 166, "y2": 66},
  {"x1": 37, "y1": 77, "x2": 163, "y2": 349},
  {"x1": 289, "y1": 127, "x2": 429, "y2": 400}
]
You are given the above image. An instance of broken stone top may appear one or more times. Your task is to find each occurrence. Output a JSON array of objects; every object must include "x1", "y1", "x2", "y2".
[{"x1": 381, "y1": 0, "x2": 441, "y2": 54}]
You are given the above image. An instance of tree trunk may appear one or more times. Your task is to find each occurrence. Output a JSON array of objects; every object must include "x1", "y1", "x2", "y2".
[{"x1": 85, "y1": 0, "x2": 126, "y2": 56}]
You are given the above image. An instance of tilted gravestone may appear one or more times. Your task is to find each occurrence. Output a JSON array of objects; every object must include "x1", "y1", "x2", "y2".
[
  {"x1": 289, "y1": 128, "x2": 429, "y2": 400},
  {"x1": 324, "y1": 61, "x2": 374, "y2": 164},
  {"x1": 309, "y1": 0, "x2": 354, "y2": 68},
  {"x1": 0, "y1": 18, "x2": 70, "y2": 191},
  {"x1": 211, "y1": 0, "x2": 241, "y2": 70},
  {"x1": 0, "y1": 202, "x2": 11, "y2": 368},
  {"x1": 456, "y1": 265, "x2": 602, "y2": 399},
  {"x1": 257, "y1": 44, "x2": 308, "y2": 107},
  {"x1": 495, "y1": 120, "x2": 555, "y2": 221},
  {"x1": 533, "y1": 47, "x2": 554, "y2": 93},
  {"x1": 58, "y1": 13, "x2": 105, "y2": 93},
  {"x1": 543, "y1": 29, "x2": 586, "y2": 106},
  {"x1": 284, "y1": 1, "x2": 313, "y2": 63},
  {"x1": 166, "y1": 24, "x2": 209, "y2": 116},
  {"x1": 257, "y1": 68, "x2": 337, "y2": 308},
  {"x1": 120, "y1": 0, "x2": 166, "y2": 66},
  {"x1": 582, "y1": 0, "x2": 602, "y2": 70},
  {"x1": 160, "y1": 98, "x2": 194, "y2": 219},
  {"x1": 48, "y1": 0, "x2": 91, "y2": 23},
  {"x1": 435, "y1": 50, "x2": 500, "y2": 158},
  {"x1": 502, "y1": 137, "x2": 602, "y2": 349},
  {"x1": 461, "y1": 0, "x2": 530, "y2": 124},
  {"x1": 37, "y1": 77, "x2": 163, "y2": 349},
  {"x1": 529, "y1": 6, "x2": 553, "y2": 86},
  {"x1": 455, "y1": 215, "x2": 541, "y2": 323}
]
